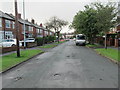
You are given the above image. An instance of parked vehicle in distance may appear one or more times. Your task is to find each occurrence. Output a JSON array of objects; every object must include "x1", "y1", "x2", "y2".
[
  {"x1": 21, "y1": 38, "x2": 35, "y2": 43},
  {"x1": 0, "y1": 39, "x2": 22, "y2": 47},
  {"x1": 75, "y1": 34, "x2": 86, "y2": 46}
]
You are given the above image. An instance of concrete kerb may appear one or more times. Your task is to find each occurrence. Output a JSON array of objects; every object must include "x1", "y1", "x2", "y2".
[
  {"x1": 0, "y1": 52, "x2": 44, "y2": 74},
  {"x1": 86, "y1": 46, "x2": 118, "y2": 65}
]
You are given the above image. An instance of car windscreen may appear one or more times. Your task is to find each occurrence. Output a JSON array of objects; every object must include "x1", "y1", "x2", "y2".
[{"x1": 76, "y1": 35, "x2": 85, "y2": 40}]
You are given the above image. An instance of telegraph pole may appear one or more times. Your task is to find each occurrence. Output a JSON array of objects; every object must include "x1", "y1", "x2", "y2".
[{"x1": 15, "y1": 0, "x2": 20, "y2": 57}]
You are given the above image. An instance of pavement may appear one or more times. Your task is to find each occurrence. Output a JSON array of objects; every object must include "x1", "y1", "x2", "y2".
[
  {"x1": 0, "y1": 42, "x2": 57, "y2": 57},
  {"x1": 1, "y1": 40, "x2": 118, "y2": 88}
]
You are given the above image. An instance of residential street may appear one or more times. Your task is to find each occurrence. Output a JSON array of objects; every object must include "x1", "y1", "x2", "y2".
[{"x1": 2, "y1": 40, "x2": 118, "y2": 88}]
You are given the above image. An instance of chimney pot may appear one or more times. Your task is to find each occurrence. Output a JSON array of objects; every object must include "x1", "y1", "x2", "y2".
[
  {"x1": 40, "y1": 23, "x2": 42, "y2": 27},
  {"x1": 31, "y1": 19, "x2": 35, "y2": 24},
  {"x1": 18, "y1": 13, "x2": 21, "y2": 19}
]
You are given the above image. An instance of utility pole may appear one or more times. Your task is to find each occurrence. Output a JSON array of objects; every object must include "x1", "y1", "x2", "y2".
[
  {"x1": 23, "y1": 0, "x2": 26, "y2": 48},
  {"x1": 15, "y1": 0, "x2": 20, "y2": 57}
]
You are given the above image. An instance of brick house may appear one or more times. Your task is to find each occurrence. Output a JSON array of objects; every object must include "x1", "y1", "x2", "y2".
[
  {"x1": 0, "y1": 11, "x2": 15, "y2": 40},
  {"x1": 0, "y1": 11, "x2": 54, "y2": 41}
]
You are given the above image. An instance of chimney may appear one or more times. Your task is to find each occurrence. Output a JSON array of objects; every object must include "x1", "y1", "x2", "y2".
[
  {"x1": 31, "y1": 19, "x2": 35, "y2": 24},
  {"x1": 18, "y1": 13, "x2": 21, "y2": 19},
  {"x1": 46, "y1": 26, "x2": 48, "y2": 29},
  {"x1": 40, "y1": 23, "x2": 42, "y2": 27}
]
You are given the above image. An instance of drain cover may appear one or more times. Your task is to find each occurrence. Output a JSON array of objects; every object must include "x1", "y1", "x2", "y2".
[{"x1": 67, "y1": 56, "x2": 70, "y2": 57}]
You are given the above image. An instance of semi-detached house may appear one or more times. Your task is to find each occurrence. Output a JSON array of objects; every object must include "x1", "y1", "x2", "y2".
[{"x1": 0, "y1": 10, "x2": 54, "y2": 41}]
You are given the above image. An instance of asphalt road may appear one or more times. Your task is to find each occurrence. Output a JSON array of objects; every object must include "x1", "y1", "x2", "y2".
[{"x1": 2, "y1": 40, "x2": 118, "y2": 88}]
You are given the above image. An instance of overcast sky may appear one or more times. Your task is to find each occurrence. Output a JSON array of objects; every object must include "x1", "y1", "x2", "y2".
[{"x1": 0, "y1": 0, "x2": 119, "y2": 33}]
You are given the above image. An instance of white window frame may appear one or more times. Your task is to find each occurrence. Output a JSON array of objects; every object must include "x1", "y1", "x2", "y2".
[
  {"x1": 37, "y1": 28, "x2": 39, "y2": 33},
  {"x1": 29, "y1": 26, "x2": 33, "y2": 31},
  {"x1": 3, "y1": 31, "x2": 13, "y2": 39},
  {"x1": 5, "y1": 20, "x2": 11, "y2": 28}
]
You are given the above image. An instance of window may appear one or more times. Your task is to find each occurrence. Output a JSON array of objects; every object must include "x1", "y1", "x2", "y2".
[
  {"x1": 5, "y1": 31, "x2": 13, "y2": 39},
  {"x1": 5, "y1": 20, "x2": 11, "y2": 28},
  {"x1": 29, "y1": 26, "x2": 33, "y2": 31},
  {"x1": 40, "y1": 29, "x2": 42, "y2": 34},
  {"x1": 28, "y1": 33, "x2": 33, "y2": 37},
  {"x1": 76, "y1": 35, "x2": 85, "y2": 40},
  {"x1": 0, "y1": 18, "x2": 2, "y2": 27},
  {"x1": 37, "y1": 28, "x2": 39, "y2": 33}
]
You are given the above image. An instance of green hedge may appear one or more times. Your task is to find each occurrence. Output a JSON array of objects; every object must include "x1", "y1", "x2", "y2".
[
  {"x1": 36, "y1": 37, "x2": 43, "y2": 46},
  {"x1": 36, "y1": 36, "x2": 56, "y2": 46}
]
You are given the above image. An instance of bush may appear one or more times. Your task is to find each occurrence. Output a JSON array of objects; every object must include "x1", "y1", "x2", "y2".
[
  {"x1": 36, "y1": 37, "x2": 43, "y2": 46},
  {"x1": 36, "y1": 36, "x2": 56, "y2": 45},
  {"x1": 48, "y1": 36, "x2": 56, "y2": 42}
]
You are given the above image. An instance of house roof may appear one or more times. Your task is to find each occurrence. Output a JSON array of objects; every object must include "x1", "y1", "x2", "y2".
[
  {"x1": 0, "y1": 11, "x2": 54, "y2": 33},
  {"x1": 0, "y1": 11, "x2": 14, "y2": 20}
]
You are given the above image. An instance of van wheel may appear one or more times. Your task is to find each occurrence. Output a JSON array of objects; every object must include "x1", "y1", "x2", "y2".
[
  {"x1": 12, "y1": 44, "x2": 16, "y2": 47},
  {"x1": 83, "y1": 44, "x2": 86, "y2": 46}
]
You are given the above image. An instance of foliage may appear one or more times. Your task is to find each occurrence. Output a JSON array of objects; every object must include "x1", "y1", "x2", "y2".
[
  {"x1": 45, "y1": 16, "x2": 68, "y2": 42},
  {"x1": 36, "y1": 37, "x2": 43, "y2": 46},
  {"x1": 36, "y1": 36, "x2": 56, "y2": 46},
  {"x1": 71, "y1": 2, "x2": 117, "y2": 44},
  {"x1": 45, "y1": 16, "x2": 68, "y2": 33}
]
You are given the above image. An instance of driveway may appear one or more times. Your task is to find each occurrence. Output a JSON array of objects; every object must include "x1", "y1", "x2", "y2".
[{"x1": 2, "y1": 40, "x2": 118, "y2": 88}]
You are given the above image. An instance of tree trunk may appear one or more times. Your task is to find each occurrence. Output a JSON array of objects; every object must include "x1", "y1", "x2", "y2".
[
  {"x1": 105, "y1": 34, "x2": 107, "y2": 49},
  {"x1": 57, "y1": 31, "x2": 60, "y2": 43}
]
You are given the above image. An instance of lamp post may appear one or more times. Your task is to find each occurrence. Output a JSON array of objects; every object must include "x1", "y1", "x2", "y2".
[{"x1": 23, "y1": 0, "x2": 26, "y2": 48}]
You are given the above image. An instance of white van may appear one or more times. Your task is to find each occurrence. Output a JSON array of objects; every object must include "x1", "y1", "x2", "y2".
[{"x1": 75, "y1": 34, "x2": 86, "y2": 46}]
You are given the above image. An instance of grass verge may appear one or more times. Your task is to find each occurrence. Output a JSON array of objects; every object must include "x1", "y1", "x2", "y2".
[
  {"x1": 0, "y1": 49, "x2": 43, "y2": 72},
  {"x1": 95, "y1": 48, "x2": 119, "y2": 61},
  {"x1": 39, "y1": 44, "x2": 57, "y2": 48},
  {"x1": 39, "y1": 40, "x2": 66, "y2": 49},
  {"x1": 86, "y1": 44, "x2": 102, "y2": 48},
  {"x1": 54, "y1": 40, "x2": 66, "y2": 44}
]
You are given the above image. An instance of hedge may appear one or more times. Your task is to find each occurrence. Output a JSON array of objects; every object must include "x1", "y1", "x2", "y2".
[{"x1": 36, "y1": 36, "x2": 56, "y2": 46}]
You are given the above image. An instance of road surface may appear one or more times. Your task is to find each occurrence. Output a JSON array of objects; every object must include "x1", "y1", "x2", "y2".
[{"x1": 2, "y1": 40, "x2": 118, "y2": 88}]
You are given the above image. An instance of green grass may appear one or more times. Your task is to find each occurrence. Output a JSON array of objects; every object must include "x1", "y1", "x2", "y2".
[
  {"x1": 53, "y1": 40, "x2": 66, "y2": 44},
  {"x1": 0, "y1": 49, "x2": 43, "y2": 72},
  {"x1": 39, "y1": 44, "x2": 57, "y2": 48},
  {"x1": 39, "y1": 41, "x2": 66, "y2": 48},
  {"x1": 95, "y1": 48, "x2": 119, "y2": 61},
  {"x1": 86, "y1": 44, "x2": 102, "y2": 48}
]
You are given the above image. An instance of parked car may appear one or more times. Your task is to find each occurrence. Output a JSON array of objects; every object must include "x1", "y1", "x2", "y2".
[
  {"x1": 75, "y1": 34, "x2": 86, "y2": 46},
  {"x1": 21, "y1": 38, "x2": 35, "y2": 43},
  {"x1": 0, "y1": 39, "x2": 22, "y2": 47}
]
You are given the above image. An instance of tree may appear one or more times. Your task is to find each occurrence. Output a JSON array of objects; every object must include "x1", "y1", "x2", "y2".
[
  {"x1": 93, "y1": 2, "x2": 117, "y2": 48},
  {"x1": 71, "y1": 6, "x2": 98, "y2": 44},
  {"x1": 71, "y1": 2, "x2": 117, "y2": 45},
  {"x1": 45, "y1": 16, "x2": 68, "y2": 43}
]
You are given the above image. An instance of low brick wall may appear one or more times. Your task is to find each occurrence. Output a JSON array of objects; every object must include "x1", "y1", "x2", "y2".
[
  {"x1": 26, "y1": 42, "x2": 37, "y2": 48},
  {"x1": 1, "y1": 46, "x2": 24, "y2": 54},
  {"x1": 0, "y1": 42, "x2": 37, "y2": 54}
]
